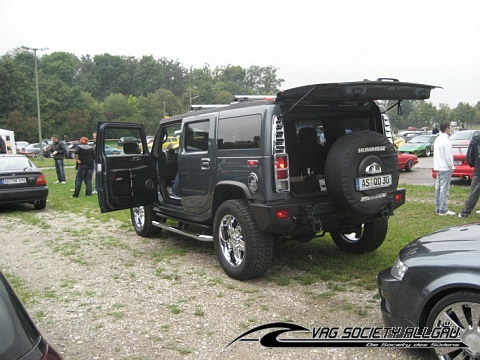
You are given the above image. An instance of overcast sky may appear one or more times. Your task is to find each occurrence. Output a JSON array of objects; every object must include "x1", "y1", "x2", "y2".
[{"x1": 1, "y1": 0, "x2": 479, "y2": 107}]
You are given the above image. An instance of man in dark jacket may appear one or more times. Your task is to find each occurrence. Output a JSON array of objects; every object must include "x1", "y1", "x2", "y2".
[
  {"x1": 50, "y1": 135, "x2": 68, "y2": 183},
  {"x1": 72, "y1": 137, "x2": 94, "y2": 197},
  {"x1": 458, "y1": 134, "x2": 480, "y2": 217}
]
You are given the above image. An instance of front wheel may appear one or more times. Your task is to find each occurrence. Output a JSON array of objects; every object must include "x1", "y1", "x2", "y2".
[
  {"x1": 424, "y1": 146, "x2": 432, "y2": 157},
  {"x1": 426, "y1": 291, "x2": 480, "y2": 360},
  {"x1": 213, "y1": 199, "x2": 273, "y2": 280},
  {"x1": 405, "y1": 159, "x2": 414, "y2": 172},
  {"x1": 330, "y1": 217, "x2": 388, "y2": 253},
  {"x1": 130, "y1": 205, "x2": 162, "y2": 237}
]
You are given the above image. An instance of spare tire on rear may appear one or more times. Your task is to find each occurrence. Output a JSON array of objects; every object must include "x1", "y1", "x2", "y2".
[{"x1": 324, "y1": 130, "x2": 399, "y2": 214}]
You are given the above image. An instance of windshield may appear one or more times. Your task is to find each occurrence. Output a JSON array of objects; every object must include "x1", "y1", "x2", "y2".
[
  {"x1": 450, "y1": 131, "x2": 473, "y2": 140},
  {"x1": 409, "y1": 135, "x2": 432, "y2": 143}
]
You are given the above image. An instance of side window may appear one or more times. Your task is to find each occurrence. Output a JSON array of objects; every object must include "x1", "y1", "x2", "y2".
[
  {"x1": 218, "y1": 114, "x2": 261, "y2": 149},
  {"x1": 185, "y1": 120, "x2": 209, "y2": 152},
  {"x1": 104, "y1": 127, "x2": 144, "y2": 155},
  {"x1": 160, "y1": 123, "x2": 181, "y2": 151}
]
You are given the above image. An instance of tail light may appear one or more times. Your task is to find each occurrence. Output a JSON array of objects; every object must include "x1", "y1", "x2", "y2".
[
  {"x1": 35, "y1": 174, "x2": 47, "y2": 186},
  {"x1": 274, "y1": 154, "x2": 290, "y2": 192}
]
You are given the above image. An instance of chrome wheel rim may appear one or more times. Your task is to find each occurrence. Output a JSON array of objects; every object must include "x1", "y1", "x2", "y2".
[
  {"x1": 340, "y1": 224, "x2": 365, "y2": 243},
  {"x1": 132, "y1": 206, "x2": 145, "y2": 229},
  {"x1": 432, "y1": 300, "x2": 480, "y2": 359},
  {"x1": 218, "y1": 214, "x2": 245, "y2": 267}
]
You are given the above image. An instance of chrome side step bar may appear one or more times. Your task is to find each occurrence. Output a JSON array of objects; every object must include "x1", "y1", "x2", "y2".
[{"x1": 152, "y1": 221, "x2": 213, "y2": 242}]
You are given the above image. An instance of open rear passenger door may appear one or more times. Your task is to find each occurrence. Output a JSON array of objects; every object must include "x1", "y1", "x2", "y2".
[{"x1": 96, "y1": 122, "x2": 156, "y2": 213}]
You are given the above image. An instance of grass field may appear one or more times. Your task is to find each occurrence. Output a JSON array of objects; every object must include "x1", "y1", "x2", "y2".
[{"x1": 24, "y1": 156, "x2": 476, "y2": 290}]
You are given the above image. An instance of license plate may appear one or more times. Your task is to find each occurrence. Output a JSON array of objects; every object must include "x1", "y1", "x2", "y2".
[
  {"x1": 1, "y1": 178, "x2": 27, "y2": 185},
  {"x1": 355, "y1": 174, "x2": 392, "y2": 191},
  {"x1": 454, "y1": 160, "x2": 462, "y2": 165}
]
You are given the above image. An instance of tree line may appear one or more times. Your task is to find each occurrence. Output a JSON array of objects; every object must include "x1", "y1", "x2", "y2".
[{"x1": 0, "y1": 48, "x2": 479, "y2": 143}]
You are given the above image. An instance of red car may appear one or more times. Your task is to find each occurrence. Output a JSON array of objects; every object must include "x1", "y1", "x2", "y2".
[
  {"x1": 431, "y1": 152, "x2": 474, "y2": 181},
  {"x1": 397, "y1": 151, "x2": 418, "y2": 172}
]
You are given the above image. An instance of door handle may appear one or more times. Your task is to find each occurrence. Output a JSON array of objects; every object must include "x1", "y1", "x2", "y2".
[{"x1": 201, "y1": 158, "x2": 210, "y2": 170}]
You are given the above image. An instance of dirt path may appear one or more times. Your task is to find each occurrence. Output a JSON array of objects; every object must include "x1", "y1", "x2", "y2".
[{"x1": 0, "y1": 207, "x2": 429, "y2": 359}]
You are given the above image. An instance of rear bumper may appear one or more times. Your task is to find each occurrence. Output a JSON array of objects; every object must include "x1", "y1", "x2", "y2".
[
  {"x1": 431, "y1": 167, "x2": 473, "y2": 180},
  {"x1": 0, "y1": 187, "x2": 48, "y2": 204},
  {"x1": 249, "y1": 189, "x2": 405, "y2": 234}
]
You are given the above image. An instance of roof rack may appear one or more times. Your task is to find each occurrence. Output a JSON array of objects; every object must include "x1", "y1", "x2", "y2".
[
  {"x1": 188, "y1": 104, "x2": 229, "y2": 112},
  {"x1": 231, "y1": 95, "x2": 276, "y2": 103}
]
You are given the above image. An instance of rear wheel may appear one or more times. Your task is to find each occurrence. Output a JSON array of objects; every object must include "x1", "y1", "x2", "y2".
[
  {"x1": 330, "y1": 217, "x2": 388, "y2": 253},
  {"x1": 130, "y1": 205, "x2": 162, "y2": 237},
  {"x1": 424, "y1": 146, "x2": 432, "y2": 157},
  {"x1": 213, "y1": 199, "x2": 273, "y2": 280},
  {"x1": 426, "y1": 291, "x2": 480, "y2": 360},
  {"x1": 33, "y1": 199, "x2": 47, "y2": 210}
]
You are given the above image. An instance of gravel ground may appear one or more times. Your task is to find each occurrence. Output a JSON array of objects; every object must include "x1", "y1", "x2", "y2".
[{"x1": 0, "y1": 206, "x2": 431, "y2": 360}]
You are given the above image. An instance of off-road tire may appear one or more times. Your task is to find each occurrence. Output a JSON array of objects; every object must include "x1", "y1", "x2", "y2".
[
  {"x1": 130, "y1": 205, "x2": 162, "y2": 237},
  {"x1": 330, "y1": 217, "x2": 388, "y2": 253},
  {"x1": 213, "y1": 199, "x2": 274, "y2": 280},
  {"x1": 325, "y1": 130, "x2": 399, "y2": 215}
]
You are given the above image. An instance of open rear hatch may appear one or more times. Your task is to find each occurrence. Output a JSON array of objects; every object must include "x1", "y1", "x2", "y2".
[{"x1": 277, "y1": 78, "x2": 439, "y2": 111}]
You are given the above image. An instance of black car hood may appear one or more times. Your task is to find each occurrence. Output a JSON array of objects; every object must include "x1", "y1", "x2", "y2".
[
  {"x1": 276, "y1": 80, "x2": 438, "y2": 109},
  {"x1": 400, "y1": 223, "x2": 480, "y2": 265}
]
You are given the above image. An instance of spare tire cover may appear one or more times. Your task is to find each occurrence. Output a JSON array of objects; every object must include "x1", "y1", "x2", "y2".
[{"x1": 324, "y1": 130, "x2": 399, "y2": 214}]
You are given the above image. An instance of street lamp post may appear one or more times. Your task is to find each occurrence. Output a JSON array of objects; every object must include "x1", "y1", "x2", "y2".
[{"x1": 22, "y1": 46, "x2": 48, "y2": 157}]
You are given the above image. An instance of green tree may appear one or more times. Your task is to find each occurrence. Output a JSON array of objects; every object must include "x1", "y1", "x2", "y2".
[
  {"x1": 451, "y1": 102, "x2": 477, "y2": 129},
  {"x1": 104, "y1": 93, "x2": 132, "y2": 121},
  {"x1": 412, "y1": 101, "x2": 437, "y2": 129}
]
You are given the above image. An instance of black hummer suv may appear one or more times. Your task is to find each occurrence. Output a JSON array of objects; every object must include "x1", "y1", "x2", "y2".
[{"x1": 96, "y1": 79, "x2": 436, "y2": 280}]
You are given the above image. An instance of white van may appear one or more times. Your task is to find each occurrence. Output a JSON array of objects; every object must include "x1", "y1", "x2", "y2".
[{"x1": 0, "y1": 129, "x2": 16, "y2": 154}]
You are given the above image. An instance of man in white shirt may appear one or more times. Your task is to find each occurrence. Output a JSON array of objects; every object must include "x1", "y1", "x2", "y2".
[{"x1": 433, "y1": 123, "x2": 455, "y2": 215}]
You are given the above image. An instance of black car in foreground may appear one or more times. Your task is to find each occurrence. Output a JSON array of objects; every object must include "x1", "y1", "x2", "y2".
[
  {"x1": 0, "y1": 154, "x2": 48, "y2": 209},
  {"x1": 377, "y1": 223, "x2": 480, "y2": 360},
  {"x1": 0, "y1": 272, "x2": 63, "y2": 359}
]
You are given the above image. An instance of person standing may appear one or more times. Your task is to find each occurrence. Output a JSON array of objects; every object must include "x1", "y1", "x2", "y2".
[
  {"x1": 458, "y1": 133, "x2": 480, "y2": 217},
  {"x1": 50, "y1": 135, "x2": 68, "y2": 184},
  {"x1": 433, "y1": 123, "x2": 455, "y2": 216},
  {"x1": 72, "y1": 137, "x2": 94, "y2": 197}
]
